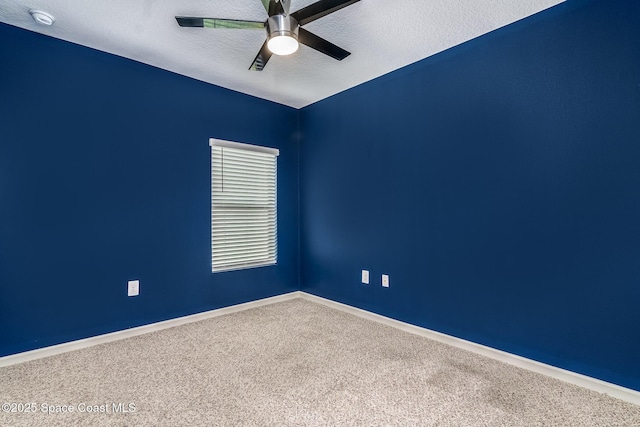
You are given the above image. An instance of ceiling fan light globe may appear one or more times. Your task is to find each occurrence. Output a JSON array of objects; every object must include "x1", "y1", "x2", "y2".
[{"x1": 268, "y1": 35, "x2": 299, "y2": 55}]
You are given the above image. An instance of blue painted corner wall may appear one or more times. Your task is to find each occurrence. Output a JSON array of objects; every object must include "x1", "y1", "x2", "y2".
[
  {"x1": 300, "y1": 0, "x2": 640, "y2": 391},
  {"x1": 0, "y1": 23, "x2": 299, "y2": 356},
  {"x1": 2, "y1": 0, "x2": 639, "y2": 394}
]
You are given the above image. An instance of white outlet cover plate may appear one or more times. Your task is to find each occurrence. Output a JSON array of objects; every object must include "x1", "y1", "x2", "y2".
[
  {"x1": 362, "y1": 270, "x2": 369, "y2": 284},
  {"x1": 382, "y1": 274, "x2": 390, "y2": 288},
  {"x1": 128, "y1": 280, "x2": 140, "y2": 297}
]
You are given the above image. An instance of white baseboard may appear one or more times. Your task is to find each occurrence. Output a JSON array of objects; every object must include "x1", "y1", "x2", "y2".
[
  {"x1": 3, "y1": 290, "x2": 638, "y2": 406},
  {"x1": 298, "y1": 292, "x2": 640, "y2": 406},
  {"x1": 0, "y1": 291, "x2": 302, "y2": 368}
]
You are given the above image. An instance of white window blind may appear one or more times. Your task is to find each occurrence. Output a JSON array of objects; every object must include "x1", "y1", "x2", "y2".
[{"x1": 209, "y1": 139, "x2": 279, "y2": 272}]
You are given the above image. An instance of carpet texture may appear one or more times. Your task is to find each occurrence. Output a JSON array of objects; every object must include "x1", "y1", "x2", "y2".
[{"x1": 1, "y1": 298, "x2": 639, "y2": 426}]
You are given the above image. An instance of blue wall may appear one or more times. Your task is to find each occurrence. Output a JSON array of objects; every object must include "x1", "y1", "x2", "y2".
[
  {"x1": 300, "y1": 0, "x2": 640, "y2": 391},
  {"x1": 2, "y1": 0, "x2": 639, "y2": 393},
  {"x1": 0, "y1": 23, "x2": 299, "y2": 356}
]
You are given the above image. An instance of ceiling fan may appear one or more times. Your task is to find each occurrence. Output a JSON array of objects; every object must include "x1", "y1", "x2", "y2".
[{"x1": 176, "y1": 0, "x2": 361, "y2": 71}]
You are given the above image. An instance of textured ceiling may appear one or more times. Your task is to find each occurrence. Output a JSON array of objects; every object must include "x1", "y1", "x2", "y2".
[{"x1": 0, "y1": 0, "x2": 563, "y2": 108}]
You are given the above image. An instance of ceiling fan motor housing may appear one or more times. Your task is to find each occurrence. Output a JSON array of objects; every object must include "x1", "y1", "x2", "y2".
[{"x1": 266, "y1": 15, "x2": 299, "y2": 41}]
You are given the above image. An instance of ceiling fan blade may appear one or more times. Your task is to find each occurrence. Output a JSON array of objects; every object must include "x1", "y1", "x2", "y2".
[
  {"x1": 281, "y1": 0, "x2": 292, "y2": 15},
  {"x1": 249, "y1": 40, "x2": 273, "y2": 71},
  {"x1": 291, "y1": 0, "x2": 360, "y2": 26},
  {"x1": 176, "y1": 17, "x2": 264, "y2": 29},
  {"x1": 298, "y1": 28, "x2": 350, "y2": 60},
  {"x1": 267, "y1": 0, "x2": 286, "y2": 17}
]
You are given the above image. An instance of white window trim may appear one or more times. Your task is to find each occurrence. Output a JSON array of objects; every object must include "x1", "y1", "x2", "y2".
[{"x1": 209, "y1": 138, "x2": 279, "y2": 156}]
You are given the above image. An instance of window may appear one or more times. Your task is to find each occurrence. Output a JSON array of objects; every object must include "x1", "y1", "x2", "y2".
[{"x1": 209, "y1": 139, "x2": 279, "y2": 272}]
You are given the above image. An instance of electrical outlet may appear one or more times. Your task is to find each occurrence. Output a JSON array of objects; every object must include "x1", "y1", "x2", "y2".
[
  {"x1": 362, "y1": 270, "x2": 370, "y2": 284},
  {"x1": 382, "y1": 274, "x2": 390, "y2": 288},
  {"x1": 128, "y1": 280, "x2": 140, "y2": 297}
]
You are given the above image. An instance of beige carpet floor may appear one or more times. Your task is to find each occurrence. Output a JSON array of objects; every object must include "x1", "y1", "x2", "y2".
[{"x1": 1, "y1": 298, "x2": 639, "y2": 426}]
